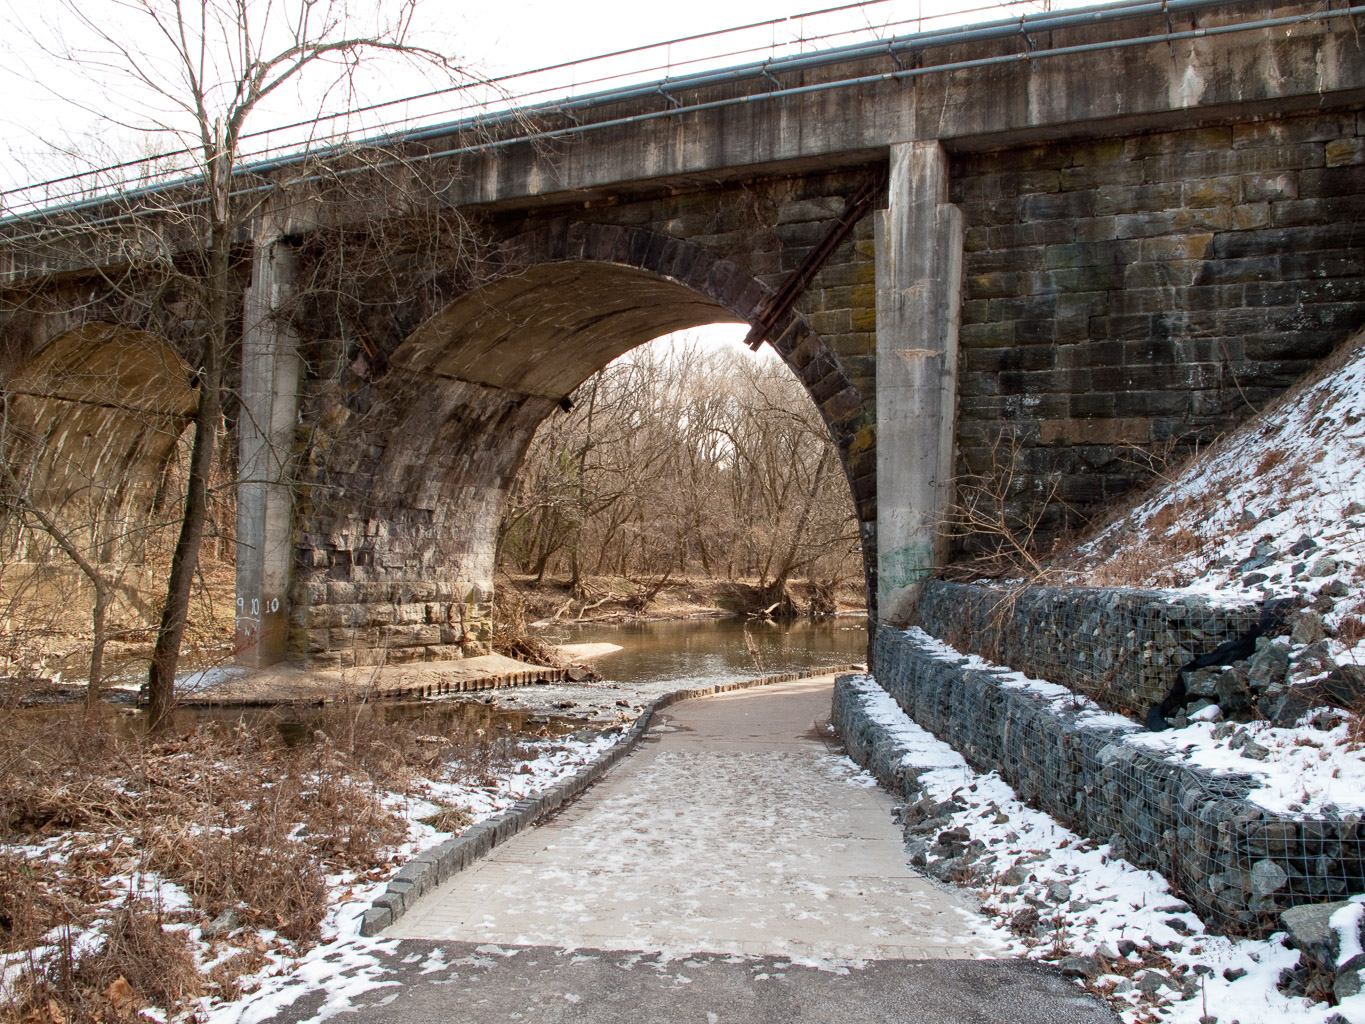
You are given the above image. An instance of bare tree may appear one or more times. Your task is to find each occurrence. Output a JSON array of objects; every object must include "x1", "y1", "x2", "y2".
[
  {"x1": 0, "y1": 454, "x2": 115, "y2": 706},
  {"x1": 500, "y1": 333, "x2": 863, "y2": 614},
  {"x1": 7, "y1": 0, "x2": 469, "y2": 724}
]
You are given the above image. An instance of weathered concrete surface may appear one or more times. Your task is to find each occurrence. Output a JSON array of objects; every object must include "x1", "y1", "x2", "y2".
[
  {"x1": 345, "y1": 0, "x2": 1365, "y2": 214},
  {"x1": 875, "y1": 142, "x2": 963, "y2": 625},
  {"x1": 236, "y1": 212, "x2": 303, "y2": 666},
  {"x1": 393, "y1": 678, "x2": 992, "y2": 959},
  {"x1": 262, "y1": 942, "x2": 1118, "y2": 1024}
]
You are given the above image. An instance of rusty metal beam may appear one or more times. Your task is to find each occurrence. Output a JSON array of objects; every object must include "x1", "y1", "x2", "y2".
[{"x1": 745, "y1": 164, "x2": 888, "y2": 351}]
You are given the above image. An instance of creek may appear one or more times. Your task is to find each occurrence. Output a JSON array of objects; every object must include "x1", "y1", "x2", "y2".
[
  {"x1": 11, "y1": 615, "x2": 869, "y2": 743},
  {"x1": 537, "y1": 614, "x2": 869, "y2": 688}
]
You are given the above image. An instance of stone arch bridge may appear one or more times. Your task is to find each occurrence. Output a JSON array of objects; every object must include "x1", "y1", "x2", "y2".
[{"x1": 1, "y1": 0, "x2": 1363, "y2": 670}]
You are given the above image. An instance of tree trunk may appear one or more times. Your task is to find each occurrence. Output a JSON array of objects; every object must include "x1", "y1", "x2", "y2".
[
  {"x1": 146, "y1": 219, "x2": 227, "y2": 729},
  {"x1": 85, "y1": 581, "x2": 110, "y2": 710}
]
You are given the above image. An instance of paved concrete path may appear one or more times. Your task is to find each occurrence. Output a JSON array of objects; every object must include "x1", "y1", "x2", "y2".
[
  {"x1": 274, "y1": 677, "x2": 1117, "y2": 1024},
  {"x1": 393, "y1": 677, "x2": 991, "y2": 959}
]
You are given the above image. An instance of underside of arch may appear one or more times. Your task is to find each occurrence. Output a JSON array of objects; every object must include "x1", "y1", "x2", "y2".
[
  {"x1": 395, "y1": 262, "x2": 737, "y2": 401},
  {"x1": 2, "y1": 322, "x2": 196, "y2": 562}
]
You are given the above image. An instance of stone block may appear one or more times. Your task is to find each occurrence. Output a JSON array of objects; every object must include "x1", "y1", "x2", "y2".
[
  {"x1": 1093, "y1": 181, "x2": 1182, "y2": 218},
  {"x1": 1182, "y1": 176, "x2": 1240, "y2": 209},
  {"x1": 1020, "y1": 190, "x2": 1096, "y2": 221},
  {"x1": 422, "y1": 644, "x2": 464, "y2": 660},
  {"x1": 1042, "y1": 240, "x2": 1127, "y2": 269},
  {"x1": 1129, "y1": 125, "x2": 1234, "y2": 158},
  {"x1": 1045, "y1": 265, "x2": 1126, "y2": 292},
  {"x1": 1059, "y1": 161, "x2": 1145, "y2": 192},
  {"x1": 968, "y1": 270, "x2": 1027, "y2": 299},
  {"x1": 1137, "y1": 233, "x2": 1214, "y2": 261},
  {"x1": 776, "y1": 197, "x2": 843, "y2": 223},
  {"x1": 1200, "y1": 255, "x2": 1281, "y2": 285},
  {"x1": 988, "y1": 220, "x2": 1076, "y2": 249},
  {"x1": 360, "y1": 907, "x2": 393, "y2": 936},
  {"x1": 964, "y1": 246, "x2": 1047, "y2": 275},
  {"x1": 1325, "y1": 138, "x2": 1365, "y2": 167},
  {"x1": 960, "y1": 321, "x2": 1016, "y2": 349},
  {"x1": 1228, "y1": 202, "x2": 1271, "y2": 229}
]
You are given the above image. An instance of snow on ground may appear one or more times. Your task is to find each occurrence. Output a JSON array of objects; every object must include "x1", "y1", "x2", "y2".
[
  {"x1": 400, "y1": 729, "x2": 624, "y2": 824},
  {"x1": 841, "y1": 673, "x2": 1358, "y2": 1024},
  {"x1": 1125, "y1": 708, "x2": 1365, "y2": 816},
  {"x1": 1065, "y1": 329, "x2": 1365, "y2": 669},
  {"x1": 194, "y1": 729, "x2": 628, "y2": 1024},
  {"x1": 0, "y1": 728, "x2": 626, "y2": 1024}
]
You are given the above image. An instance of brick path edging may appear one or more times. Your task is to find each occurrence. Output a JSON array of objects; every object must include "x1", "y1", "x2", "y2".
[{"x1": 358, "y1": 663, "x2": 866, "y2": 936}]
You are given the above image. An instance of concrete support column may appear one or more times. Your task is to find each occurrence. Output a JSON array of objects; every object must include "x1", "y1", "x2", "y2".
[
  {"x1": 235, "y1": 231, "x2": 301, "y2": 667},
  {"x1": 875, "y1": 141, "x2": 964, "y2": 626}
]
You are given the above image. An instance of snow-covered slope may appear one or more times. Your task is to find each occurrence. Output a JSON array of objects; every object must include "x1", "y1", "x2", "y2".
[{"x1": 1062, "y1": 327, "x2": 1365, "y2": 668}]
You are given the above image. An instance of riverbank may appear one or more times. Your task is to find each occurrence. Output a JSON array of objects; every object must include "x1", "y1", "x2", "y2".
[
  {"x1": 500, "y1": 574, "x2": 866, "y2": 624},
  {"x1": 1, "y1": 575, "x2": 863, "y2": 700}
]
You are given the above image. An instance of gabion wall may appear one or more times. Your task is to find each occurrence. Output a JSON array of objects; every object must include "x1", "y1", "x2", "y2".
[
  {"x1": 863, "y1": 626, "x2": 1365, "y2": 936},
  {"x1": 917, "y1": 581, "x2": 1261, "y2": 714}
]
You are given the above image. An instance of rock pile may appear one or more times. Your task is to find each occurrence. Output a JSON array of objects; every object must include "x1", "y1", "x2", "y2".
[
  {"x1": 919, "y1": 580, "x2": 1363, "y2": 729},
  {"x1": 1280, "y1": 899, "x2": 1365, "y2": 1012}
]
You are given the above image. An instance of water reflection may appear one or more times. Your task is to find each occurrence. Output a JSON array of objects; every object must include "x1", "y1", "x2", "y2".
[
  {"x1": 14, "y1": 617, "x2": 867, "y2": 740},
  {"x1": 539, "y1": 615, "x2": 868, "y2": 689}
]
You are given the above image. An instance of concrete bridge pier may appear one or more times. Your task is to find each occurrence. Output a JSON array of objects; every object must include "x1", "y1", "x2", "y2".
[
  {"x1": 235, "y1": 226, "x2": 302, "y2": 667},
  {"x1": 875, "y1": 142, "x2": 963, "y2": 626}
]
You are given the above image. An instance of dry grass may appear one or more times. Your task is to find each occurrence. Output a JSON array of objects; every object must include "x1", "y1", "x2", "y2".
[
  {"x1": 1049, "y1": 485, "x2": 1223, "y2": 590},
  {"x1": 1339, "y1": 613, "x2": 1365, "y2": 648},
  {"x1": 6, "y1": 897, "x2": 203, "y2": 1024},
  {"x1": 0, "y1": 709, "x2": 400, "y2": 946},
  {"x1": 1255, "y1": 448, "x2": 1288, "y2": 476},
  {"x1": 0, "y1": 700, "x2": 544, "y2": 1022},
  {"x1": 0, "y1": 552, "x2": 237, "y2": 689}
]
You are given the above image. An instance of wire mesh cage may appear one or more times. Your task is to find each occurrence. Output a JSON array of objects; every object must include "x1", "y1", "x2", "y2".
[{"x1": 877, "y1": 615, "x2": 1365, "y2": 938}]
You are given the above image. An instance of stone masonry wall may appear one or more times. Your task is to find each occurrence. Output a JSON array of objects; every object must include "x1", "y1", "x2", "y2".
[
  {"x1": 857, "y1": 628, "x2": 1365, "y2": 936},
  {"x1": 917, "y1": 580, "x2": 1261, "y2": 714},
  {"x1": 284, "y1": 112, "x2": 1365, "y2": 663},
  {"x1": 490, "y1": 165, "x2": 879, "y2": 405},
  {"x1": 287, "y1": 165, "x2": 885, "y2": 664},
  {"x1": 290, "y1": 371, "x2": 552, "y2": 667},
  {"x1": 952, "y1": 107, "x2": 1365, "y2": 550}
]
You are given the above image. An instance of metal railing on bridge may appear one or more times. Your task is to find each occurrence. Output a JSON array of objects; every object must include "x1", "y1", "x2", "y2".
[{"x1": 0, "y1": 0, "x2": 1357, "y2": 226}]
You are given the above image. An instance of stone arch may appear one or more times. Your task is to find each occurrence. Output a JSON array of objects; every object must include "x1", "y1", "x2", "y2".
[
  {"x1": 294, "y1": 225, "x2": 875, "y2": 666},
  {"x1": 2, "y1": 321, "x2": 197, "y2": 562}
]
